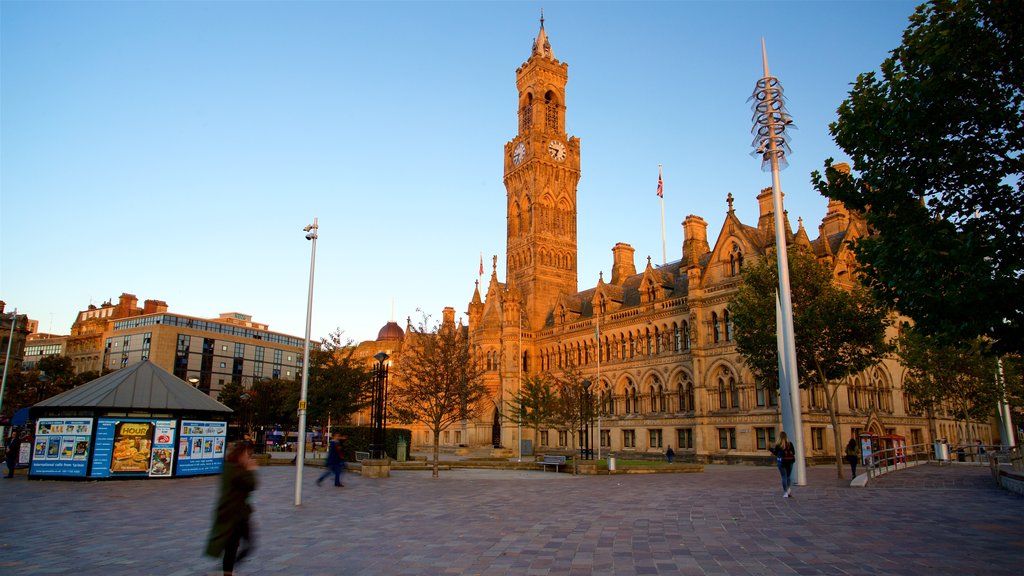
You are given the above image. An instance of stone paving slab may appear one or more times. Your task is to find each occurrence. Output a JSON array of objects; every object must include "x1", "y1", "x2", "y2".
[{"x1": 1, "y1": 463, "x2": 1020, "y2": 575}]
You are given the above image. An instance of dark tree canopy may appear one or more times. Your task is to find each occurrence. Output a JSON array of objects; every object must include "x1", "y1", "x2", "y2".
[
  {"x1": 898, "y1": 328, "x2": 1000, "y2": 435},
  {"x1": 812, "y1": 0, "x2": 1024, "y2": 354},
  {"x1": 305, "y1": 328, "x2": 371, "y2": 426}
]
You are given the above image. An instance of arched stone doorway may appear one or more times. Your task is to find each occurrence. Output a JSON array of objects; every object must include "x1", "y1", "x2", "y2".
[{"x1": 491, "y1": 406, "x2": 501, "y2": 448}]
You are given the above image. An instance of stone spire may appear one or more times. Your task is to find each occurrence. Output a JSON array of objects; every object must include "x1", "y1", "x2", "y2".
[{"x1": 532, "y1": 10, "x2": 555, "y2": 60}]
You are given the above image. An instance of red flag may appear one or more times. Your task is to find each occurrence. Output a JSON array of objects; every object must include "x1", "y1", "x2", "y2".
[
  {"x1": 656, "y1": 171, "x2": 663, "y2": 198},
  {"x1": 479, "y1": 253, "x2": 484, "y2": 276}
]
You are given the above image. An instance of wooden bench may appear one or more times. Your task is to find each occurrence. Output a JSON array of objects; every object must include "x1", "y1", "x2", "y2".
[{"x1": 540, "y1": 455, "x2": 567, "y2": 472}]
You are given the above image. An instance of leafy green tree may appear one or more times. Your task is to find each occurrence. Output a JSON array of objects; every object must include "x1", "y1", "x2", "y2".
[
  {"x1": 730, "y1": 248, "x2": 892, "y2": 477},
  {"x1": 812, "y1": 0, "x2": 1024, "y2": 354},
  {"x1": 306, "y1": 328, "x2": 372, "y2": 428},
  {"x1": 506, "y1": 373, "x2": 558, "y2": 451},
  {"x1": 390, "y1": 315, "x2": 488, "y2": 477},
  {"x1": 999, "y1": 355, "x2": 1023, "y2": 433},
  {"x1": 218, "y1": 377, "x2": 298, "y2": 438},
  {"x1": 898, "y1": 328, "x2": 1000, "y2": 442}
]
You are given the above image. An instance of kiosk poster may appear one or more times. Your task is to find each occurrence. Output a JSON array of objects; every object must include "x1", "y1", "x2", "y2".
[
  {"x1": 29, "y1": 418, "x2": 93, "y2": 477},
  {"x1": 148, "y1": 422, "x2": 176, "y2": 477},
  {"x1": 91, "y1": 418, "x2": 176, "y2": 478},
  {"x1": 176, "y1": 420, "x2": 226, "y2": 476}
]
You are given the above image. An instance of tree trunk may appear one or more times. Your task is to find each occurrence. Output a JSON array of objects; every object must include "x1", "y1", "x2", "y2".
[
  {"x1": 432, "y1": 429, "x2": 441, "y2": 478},
  {"x1": 818, "y1": 367, "x2": 844, "y2": 479},
  {"x1": 828, "y1": 394, "x2": 844, "y2": 479}
]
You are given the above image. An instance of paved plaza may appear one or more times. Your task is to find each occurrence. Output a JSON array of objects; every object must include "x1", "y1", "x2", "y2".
[{"x1": 1, "y1": 462, "x2": 1020, "y2": 575}]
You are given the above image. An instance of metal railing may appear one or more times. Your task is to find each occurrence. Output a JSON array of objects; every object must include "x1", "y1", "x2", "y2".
[{"x1": 864, "y1": 442, "x2": 1009, "y2": 480}]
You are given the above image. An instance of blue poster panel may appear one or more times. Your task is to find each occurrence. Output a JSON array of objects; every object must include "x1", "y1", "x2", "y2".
[
  {"x1": 176, "y1": 420, "x2": 227, "y2": 476},
  {"x1": 29, "y1": 418, "x2": 93, "y2": 477},
  {"x1": 91, "y1": 418, "x2": 177, "y2": 478}
]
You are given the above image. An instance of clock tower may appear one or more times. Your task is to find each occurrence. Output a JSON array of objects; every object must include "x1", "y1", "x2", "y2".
[{"x1": 503, "y1": 17, "x2": 581, "y2": 330}]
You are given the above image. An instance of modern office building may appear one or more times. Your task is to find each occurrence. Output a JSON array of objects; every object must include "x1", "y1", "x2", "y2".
[{"x1": 61, "y1": 294, "x2": 304, "y2": 399}]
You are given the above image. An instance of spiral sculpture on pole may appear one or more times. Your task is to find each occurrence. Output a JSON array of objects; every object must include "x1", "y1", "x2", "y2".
[
  {"x1": 749, "y1": 46, "x2": 795, "y2": 171},
  {"x1": 749, "y1": 38, "x2": 806, "y2": 486}
]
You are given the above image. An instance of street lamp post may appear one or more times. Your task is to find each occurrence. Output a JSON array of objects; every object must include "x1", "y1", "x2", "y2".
[
  {"x1": 371, "y1": 352, "x2": 390, "y2": 459},
  {"x1": 295, "y1": 218, "x2": 318, "y2": 507},
  {"x1": 0, "y1": 307, "x2": 19, "y2": 425},
  {"x1": 581, "y1": 379, "x2": 592, "y2": 460}
]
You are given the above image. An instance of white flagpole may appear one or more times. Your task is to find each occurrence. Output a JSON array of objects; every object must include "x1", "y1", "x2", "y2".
[
  {"x1": 659, "y1": 164, "x2": 667, "y2": 265},
  {"x1": 596, "y1": 312, "x2": 601, "y2": 461}
]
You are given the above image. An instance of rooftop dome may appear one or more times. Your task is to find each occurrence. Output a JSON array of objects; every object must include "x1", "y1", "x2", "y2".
[{"x1": 376, "y1": 321, "x2": 405, "y2": 342}]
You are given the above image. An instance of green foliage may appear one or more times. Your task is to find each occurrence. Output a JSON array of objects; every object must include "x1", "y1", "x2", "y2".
[
  {"x1": 999, "y1": 355, "x2": 1024, "y2": 421},
  {"x1": 506, "y1": 373, "x2": 557, "y2": 442},
  {"x1": 812, "y1": 0, "x2": 1024, "y2": 354},
  {"x1": 730, "y1": 248, "x2": 892, "y2": 477},
  {"x1": 217, "y1": 377, "x2": 298, "y2": 433},
  {"x1": 328, "y1": 426, "x2": 412, "y2": 460},
  {"x1": 898, "y1": 327, "x2": 1000, "y2": 426},
  {"x1": 36, "y1": 355, "x2": 74, "y2": 384},
  {"x1": 306, "y1": 328, "x2": 372, "y2": 426},
  {"x1": 730, "y1": 248, "x2": 892, "y2": 391}
]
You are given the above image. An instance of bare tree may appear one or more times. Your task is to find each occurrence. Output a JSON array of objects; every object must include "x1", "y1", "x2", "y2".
[
  {"x1": 390, "y1": 313, "x2": 489, "y2": 477},
  {"x1": 549, "y1": 360, "x2": 591, "y2": 475}
]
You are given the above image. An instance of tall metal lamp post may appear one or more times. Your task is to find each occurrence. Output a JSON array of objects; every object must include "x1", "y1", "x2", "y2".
[
  {"x1": 371, "y1": 352, "x2": 390, "y2": 459},
  {"x1": 295, "y1": 218, "x2": 318, "y2": 506},
  {"x1": 750, "y1": 40, "x2": 805, "y2": 485},
  {"x1": 0, "y1": 307, "x2": 19, "y2": 424},
  {"x1": 580, "y1": 379, "x2": 593, "y2": 460}
]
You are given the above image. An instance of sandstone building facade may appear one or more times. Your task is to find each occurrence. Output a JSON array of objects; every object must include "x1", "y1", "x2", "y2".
[{"x1": 428, "y1": 21, "x2": 977, "y2": 462}]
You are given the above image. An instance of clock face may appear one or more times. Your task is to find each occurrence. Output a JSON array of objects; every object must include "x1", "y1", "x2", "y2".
[
  {"x1": 512, "y1": 142, "x2": 526, "y2": 166},
  {"x1": 548, "y1": 140, "x2": 566, "y2": 161}
]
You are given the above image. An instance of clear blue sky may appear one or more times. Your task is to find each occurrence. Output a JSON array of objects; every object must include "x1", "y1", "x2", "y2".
[{"x1": 1, "y1": 0, "x2": 918, "y2": 344}]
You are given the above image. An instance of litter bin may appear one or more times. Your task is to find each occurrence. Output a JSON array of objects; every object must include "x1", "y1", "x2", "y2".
[
  {"x1": 934, "y1": 442, "x2": 949, "y2": 461},
  {"x1": 607, "y1": 457, "x2": 616, "y2": 471},
  {"x1": 397, "y1": 437, "x2": 408, "y2": 462}
]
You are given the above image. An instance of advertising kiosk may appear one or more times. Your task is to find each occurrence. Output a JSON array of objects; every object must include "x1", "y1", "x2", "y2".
[
  {"x1": 26, "y1": 360, "x2": 232, "y2": 479},
  {"x1": 859, "y1": 433, "x2": 907, "y2": 468}
]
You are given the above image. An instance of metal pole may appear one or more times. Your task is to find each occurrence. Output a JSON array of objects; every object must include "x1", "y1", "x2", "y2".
[
  {"x1": 659, "y1": 164, "x2": 666, "y2": 266},
  {"x1": 765, "y1": 39, "x2": 802, "y2": 483},
  {"x1": 0, "y1": 308, "x2": 18, "y2": 424},
  {"x1": 517, "y1": 311, "x2": 522, "y2": 462},
  {"x1": 996, "y1": 358, "x2": 1016, "y2": 448},
  {"x1": 295, "y1": 218, "x2": 317, "y2": 506}
]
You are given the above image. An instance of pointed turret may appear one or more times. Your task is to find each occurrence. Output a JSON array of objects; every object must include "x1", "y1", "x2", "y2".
[
  {"x1": 794, "y1": 217, "x2": 812, "y2": 251},
  {"x1": 468, "y1": 280, "x2": 484, "y2": 328},
  {"x1": 532, "y1": 11, "x2": 556, "y2": 60}
]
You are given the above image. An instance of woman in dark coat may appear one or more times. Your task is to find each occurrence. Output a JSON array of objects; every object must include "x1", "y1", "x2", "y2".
[
  {"x1": 5, "y1": 430, "x2": 22, "y2": 478},
  {"x1": 206, "y1": 441, "x2": 258, "y2": 575}
]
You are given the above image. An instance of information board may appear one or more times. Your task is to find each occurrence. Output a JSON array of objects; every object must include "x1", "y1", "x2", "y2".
[
  {"x1": 29, "y1": 418, "x2": 93, "y2": 477},
  {"x1": 91, "y1": 418, "x2": 177, "y2": 478},
  {"x1": 175, "y1": 420, "x2": 226, "y2": 476}
]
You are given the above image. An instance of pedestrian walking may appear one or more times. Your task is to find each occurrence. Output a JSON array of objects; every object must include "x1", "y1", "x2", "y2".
[
  {"x1": 5, "y1": 430, "x2": 22, "y2": 478},
  {"x1": 665, "y1": 446, "x2": 675, "y2": 464},
  {"x1": 316, "y1": 433, "x2": 347, "y2": 487},
  {"x1": 845, "y1": 437, "x2": 860, "y2": 478},
  {"x1": 769, "y1": 431, "x2": 796, "y2": 498},
  {"x1": 206, "y1": 441, "x2": 258, "y2": 576}
]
